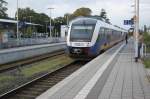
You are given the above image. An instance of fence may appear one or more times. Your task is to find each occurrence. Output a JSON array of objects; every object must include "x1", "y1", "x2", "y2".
[
  {"x1": 0, "y1": 37, "x2": 66, "y2": 49},
  {"x1": 143, "y1": 44, "x2": 150, "y2": 58}
]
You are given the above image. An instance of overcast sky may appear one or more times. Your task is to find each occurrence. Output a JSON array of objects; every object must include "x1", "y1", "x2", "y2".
[{"x1": 5, "y1": 0, "x2": 150, "y2": 29}]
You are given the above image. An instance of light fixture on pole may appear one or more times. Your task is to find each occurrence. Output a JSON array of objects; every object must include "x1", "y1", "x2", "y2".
[{"x1": 48, "y1": 7, "x2": 54, "y2": 37}]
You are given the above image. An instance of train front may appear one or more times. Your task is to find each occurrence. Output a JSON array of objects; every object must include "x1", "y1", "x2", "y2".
[{"x1": 66, "y1": 18, "x2": 97, "y2": 59}]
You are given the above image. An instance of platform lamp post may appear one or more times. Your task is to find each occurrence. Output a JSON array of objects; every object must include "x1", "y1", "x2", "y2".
[
  {"x1": 134, "y1": 0, "x2": 139, "y2": 61},
  {"x1": 66, "y1": 14, "x2": 69, "y2": 26},
  {"x1": 45, "y1": 21, "x2": 48, "y2": 34},
  {"x1": 23, "y1": 17, "x2": 26, "y2": 34},
  {"x1": 16, "y1": 0, "x2": 19, "y2": 40},
  {"x1": 48, "y1": 7, "x2": 54, "y2": 38},
  {"x1": 45, "y1": 20, "x2": 49, "y2": 37},
  {"x1": 29, "y1": 16, "x2": 33, "y2": 35}
]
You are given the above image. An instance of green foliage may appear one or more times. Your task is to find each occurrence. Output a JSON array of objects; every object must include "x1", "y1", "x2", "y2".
[
  {"x1": 143, "y1": 59, "x2": 150, "y2": 68},
  {"x1": 73, "y1": 7, "x2": 92, "y2": 17},
  {"x1": 63, "y1": 7, "x2": 92, "y2": 21},
  {"x1": 0, "y1": 76, "x2": 13, "y2": 83},
  {"x1": 25, "y1": 27, "x2": 33, "y2": 37},
  {"x1": 17, "y1": 8, "x2": 49, "y2": 25},
  {"x1": 54, "y1": 17, "x2": 66, "y2": 35},
  {"x1": 100, "y1": 9, "x2": 110, "y2": 23},
  {"x1": 0, "y1": 0, "x2": 8, "y2": 18},
  {"x1": 15, "y1": 7, "x2": 50, "y2": 33},
  {"x1": 143, "y1": 32, "x2": 150, "y2": 45},
  {"x1": 100, "y1": 9, "x2": 107, "y2": 19},
  {"x1": 12, "y1": 7, "x2": 110, "y2": 36}
]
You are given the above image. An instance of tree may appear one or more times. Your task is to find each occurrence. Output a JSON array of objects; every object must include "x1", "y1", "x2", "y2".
[
  {"x1": 73, "y1": 7, "x2": 92, "y2": 18},
  {"x1": 100, "y1": 9, "x2": 107, "y2": 19},
  {"x1": 16, "y1": 8, "x2": 49, "y2": 24},
  {"x1": 0, "y1": 0, "x2": 8, "y2": 18},
  {"x1": 53, "y1": 17, "x2": 66, "y2": 36},
  {"x1": 105, "y1": 18, "x2": 110, "y2": 24},
  {"x1": 64, "y1": 13, "x2": 72, "y2": 24},
  {"x1": 15, "y1": 7, "x2": 50, "y2": 34},
  {"x1": 100, "y1": 9, "x2": 110, "y2": 23}
]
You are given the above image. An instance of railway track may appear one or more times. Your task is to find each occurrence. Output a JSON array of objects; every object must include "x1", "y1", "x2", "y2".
[
  {"x1": 0, "y1": 50, "x2": 65, "y2": 73},
  {"x1": 0, "y1": 61, "x2": 87, "y2": 99}
]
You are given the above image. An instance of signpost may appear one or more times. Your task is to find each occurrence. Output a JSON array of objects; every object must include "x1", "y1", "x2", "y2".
[
  {"x1": 124, "y1": 0, "x2": 139, "y2": 61},
  {"x1": 124, "y1": 20, "x2": 134, "y2": 25},
  {"x1": 135, "y1": 0, "x2": 139, "y2": 61}
]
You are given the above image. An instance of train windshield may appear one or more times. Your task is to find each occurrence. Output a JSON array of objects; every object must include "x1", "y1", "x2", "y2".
[{"x1": 70, "y1": 19, "x2": 96, "y2": 42}]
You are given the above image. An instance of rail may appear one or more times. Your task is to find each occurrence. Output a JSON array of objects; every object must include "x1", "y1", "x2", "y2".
[
  {"x1": 0, "y1": 61, "x2": 87, "y2": 99},
  {"x1": 0, "y1": 50, "x2": 65, "y2": 73}
]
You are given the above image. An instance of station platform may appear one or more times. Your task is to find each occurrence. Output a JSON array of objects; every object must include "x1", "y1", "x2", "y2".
[
  {"x1": 0, "y1": 42, "x2": 66, "y2": 64},
  {"x1": 37, "y1": 39, "x2": 150, "y2": 99}
]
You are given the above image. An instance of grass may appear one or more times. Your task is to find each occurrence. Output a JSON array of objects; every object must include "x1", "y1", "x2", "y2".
[
  {"x1": 22, "y1": 55, "x2": 73, "y2": 77},
  {"x1": 0, "y1": 75, "x2": 14, "y2": 89},
  {"x1": 0, "y1": 76, "x2": 14, "y2": 83},
  {"x1": 0, "y1": 55, "x2": 73, "y2": 95},
  {"x1": 143, "y1": 59, "x2": 150, "y2": 68}
]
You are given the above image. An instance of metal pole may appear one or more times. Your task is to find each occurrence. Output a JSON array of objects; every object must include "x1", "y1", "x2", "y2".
[
  {"x1": 49, "y1": 9, "x2": 51, "y2": 37},
  {"x1": 46, "y1": 22, "x2": 47, "y2": 33},
  {"x1": 29, "y1": 16, "x2": 32, "y2": 34},
  {"x1": 23, "y1": 17, "x2": 26, "y2": 34},
  {"x1": 67, "y1": 15, "x2": 69, "y2": 26},
  {"x1": 135, "y1": 0, "x2": 139, "y2": 59},
  {"x1": 17, "y1": 0, "x2": 19, "y2": 39},
  {"x1": 48, "y1": 8, "x2": 54, "y2": 37}
]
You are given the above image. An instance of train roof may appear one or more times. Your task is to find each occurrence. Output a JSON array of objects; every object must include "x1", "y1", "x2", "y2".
[{"x1": 70, "y1": 17, "x2": 127, "y2": 32}]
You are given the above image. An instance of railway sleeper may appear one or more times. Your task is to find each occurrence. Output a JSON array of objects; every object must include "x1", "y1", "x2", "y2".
[
  {"x1": 25, "y1": 88, "x2": 45, "y2": 92},
  {"x1": 15, "y1": 94, "x2": 36, "y2": 99},
  {"x1": 32, "y1": 84, "x2": 51, "y2": 88},
  {"x1": 20, "y1": 90, "x2": 41, "y2": 96}
]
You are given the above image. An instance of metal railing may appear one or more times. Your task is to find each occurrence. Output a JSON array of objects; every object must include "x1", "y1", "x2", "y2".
[
  {"x1": 0, "y1": 37, "x2": 66, "y2": 49},
  {"x1": 143, "y1": 44, "x2": 150, "y2": 58}
]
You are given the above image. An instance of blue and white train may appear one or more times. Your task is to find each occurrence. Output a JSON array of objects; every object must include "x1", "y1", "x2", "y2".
[{"x1": 66, "y1": 17, "x2": 127, "y2": 59}]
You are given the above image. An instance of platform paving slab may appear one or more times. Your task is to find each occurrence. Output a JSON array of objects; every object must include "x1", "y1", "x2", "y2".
[
  {"x1": 98, "y1": 40, "x2": 150, "y2": 99},
  {"x1": 37, "y1": 39, "x2": 150, "y2": 99},
  {"x1": 37, "y1": 43, "x2": 123, "y2": 99}
]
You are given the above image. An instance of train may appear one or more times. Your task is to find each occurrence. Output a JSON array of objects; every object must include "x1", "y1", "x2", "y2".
[{"x1": 66, "y1": 17, "x2": 127, "y2": 59}]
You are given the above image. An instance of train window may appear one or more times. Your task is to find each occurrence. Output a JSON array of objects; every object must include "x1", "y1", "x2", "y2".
[
  {"x1": 70, "y1": 19, "x2": 97, "y2": 42},
  {"x1": 70, "y1": 24, "x2": 95, "y2": 42},
  {"x1": 99, "y1": 27, "x2": 105, "y2": 37}
]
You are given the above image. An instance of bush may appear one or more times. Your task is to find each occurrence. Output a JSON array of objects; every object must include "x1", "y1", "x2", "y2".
[
  {"x1": 143, "y1": 32, "x2": 150, "y2": 45},
  {"x1": 143, "y1": 59, "x2": 150, "y2": 68}
]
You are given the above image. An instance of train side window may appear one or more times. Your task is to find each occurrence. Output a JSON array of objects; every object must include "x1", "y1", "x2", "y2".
[
  {"x1": 99, "y1": 27, "x2": 105, "y2": 37},
  {"x1": 111, "y1": 29, "x2": 113, "y2": 35}
]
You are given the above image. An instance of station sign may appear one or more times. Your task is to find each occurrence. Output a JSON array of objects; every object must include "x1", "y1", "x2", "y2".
[
  {"x1": 18, "y1": 21, "x2": 26, "y2": 28},
  {"x1": 124, "y1": 20, "x2": 134, "y2": 25}
]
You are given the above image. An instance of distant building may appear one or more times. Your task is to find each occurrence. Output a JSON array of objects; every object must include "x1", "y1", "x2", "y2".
[
  {"x1": 0, "y1": 19, "x2": 43, "y2": 38},
  {"x1": 61, "y1": 25, "x2": 68, "y2": 38}
]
